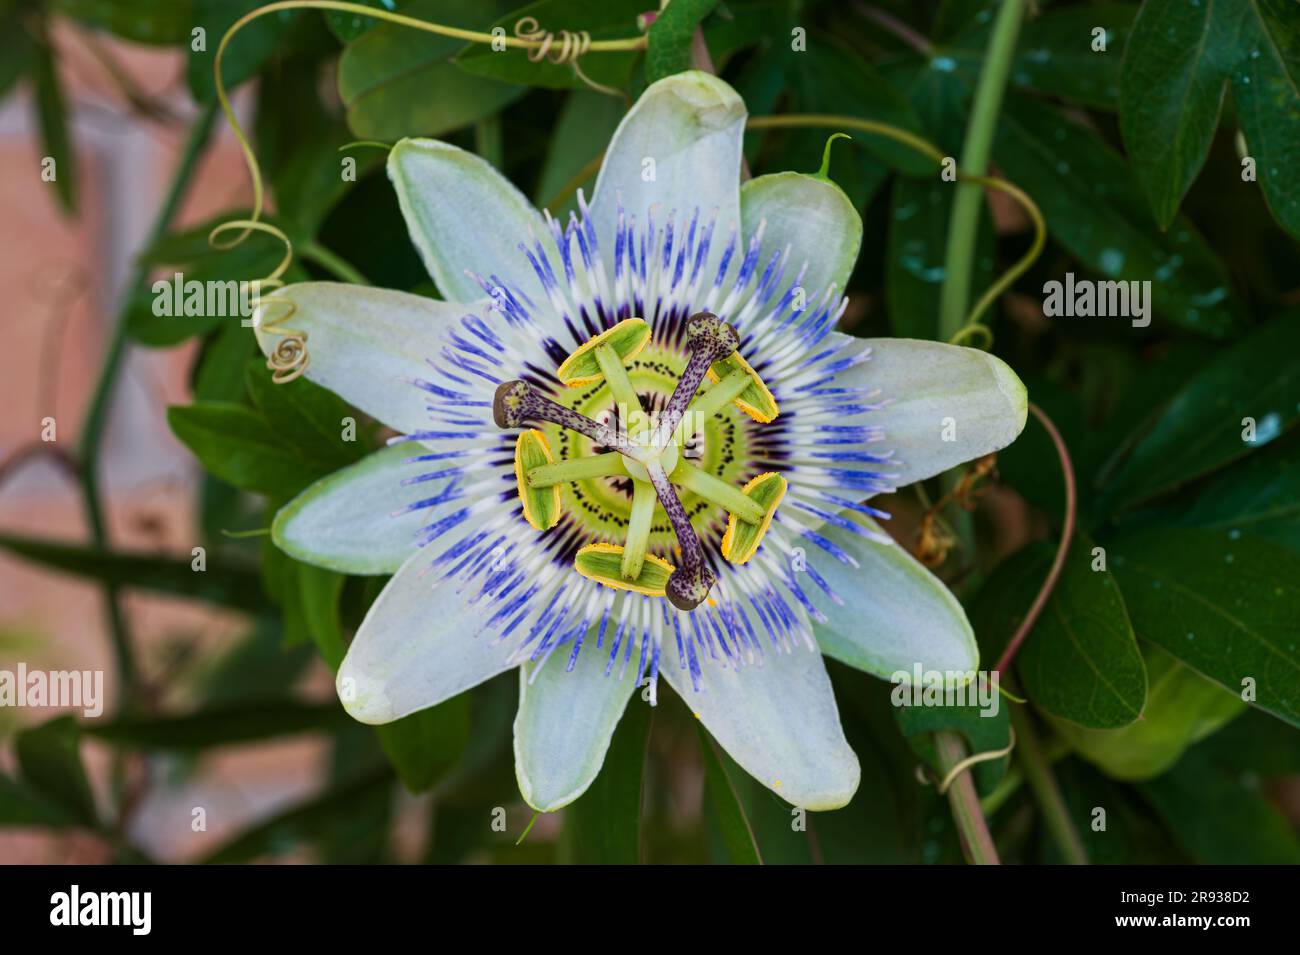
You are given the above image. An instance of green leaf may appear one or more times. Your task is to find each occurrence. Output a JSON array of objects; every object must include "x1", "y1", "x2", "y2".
[
  {"x1": 32, "y1": 36, "x2": 75, "y2": 214},
  {"x1": 168, "y1": 401, "x2": 338, "y2": 498},
  {"x1": 296, "y1": 563, "x2": 347, "y2": 669},
  {"x1": 0, "y1": 9, "x2": 38, "y2": 103},
  {"x1": 52, "y1": 0, "x2": 195, "y2": 45},
  {"x1": 187, "y1": 0, "x2": 298, "y2": 103},
  {"x1": 561, "y1": 695, "x2": 650, "y2": 863},
  {"x1": 246, "y1": 359, "x2": 367, "y2": 467},
  {"x1": 1140, "y1": 745, "x2": 1300, "y2": 864},
  {"x1": 893, "y1": 696, "x2": 1011, "y2": 797},
  {"x1": 1119, "y1": 0, "x2": 1236, "y2": 228},
  {"x1": 338, "y1": 0, "x2": 521, "y2": 140},
  {"x1": 1050, "y1": 644, "x2": 1244, "y2": 780},
  {"x1": 993, "y1": 93, "x2": 1245, "y2": 338},
  {"x1": 1198, "y1": 706, "x2": 1300, "y2": 776},
  {"x1": 0, "y1": 533, "x2": 272, "y2": 614},
  {"x1": 972, "y1": 537, "x2": 1147, "y2": 730},
  {"x1": 1103, "y1": 316, "x2": 1300, "y2": 510},
  {"x1": 1119, "y1": 0, "x2": 1300, "y2": 239},
  {"x1": 15, "y1": 717, "x2": 96, "y2": 828},
  {"x1": 1110, "y1": 528, "x2": 1300, "y2": 728},
  {"x1": 326, "y1": 0, "x2": 412, "y2": 43},
  {"x1": 87, "y1": 701, "x2": 350, "y2": 750},
  {"x1": 375, "y1": 695, "x2": 473, "y2": 793},
  {"x1": 645, "y1": 0, "x2": 716, "y2": 83},
  {"x1": 886, "y1": 176, "x2": 995, "y2": 339},
  {"x1": 1134, "y1": 432, "x2": 1300, "y2": 554},
  {"x1": 455, "y1": 0, "x2": 646, "y2": 91},
  {"x1": 1232, "y1": 0, "x2": 1300, "y2": 241},
  {"x1": 194, "y1": 320, "x2": 258, "y2": 402},
  {"x1": 951, "y1": 2, "x2": 1136, "y2": 110},
  {"x1": 0, "y1": 773, "x2": 77, "y2": 828},
  {"x1": 697, "y1": 726, "x2": 762, "y2": 864},
  {"x1": 533, "y1": 89, "x2": 623, "y2": 211}
]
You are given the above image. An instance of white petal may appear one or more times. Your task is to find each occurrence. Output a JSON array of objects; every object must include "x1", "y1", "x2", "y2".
[
  {"x1": 514, "y1": 641, "x2": 639, "y2": 812},
  {"x1": 590, "y1": 71, "x2": 745, "y2": 268},
  {"x1": 272, "y1": 444, "x2": 430, "y2": 576},
  {"x1": 337, "y1": 550, "x2": 516, "y2": 724},
  {"x1": 806, "y1": 514, "x2": 979, "y2": 679},
  {"x1": 388, "y1": 138, "x2": 547, "y2": 304},
  {"x1": 661, "y1": 633, "x2": 859, "y2": 811},
  {"x1": 837, "y1": 335, "x2": 1028, "y2": 489},
  {"x1": 740, "y1": 172, "x2": 862, "y2": 299},
  {"x1": 254, "y1": 282, "x2": 468, "y2": 435}
]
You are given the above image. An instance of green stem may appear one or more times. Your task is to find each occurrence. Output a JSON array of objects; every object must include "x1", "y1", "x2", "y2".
[
  {"x1": 937, "y1": 0, "x2": 1026, "y2": 341},
  {"x1": 595, "y1": 343, "x2": 642, "y2": 418},
  {"x1": 77, "y1": 100, "x2": 218, "y2": 704},
  {"x1": 622, "y1": 480, "x2": 656, "y2": 580},
  {"x1": 528, "y1": 451, "x2": 624, "y2": 487},
  {"x1": 672, "y1": 368, "x2": 750, "y2": 445},
  {"x1": 300, "y1": 241, "x2": 369, "y2": 285},
  {"x1": 1010, "y1": 707, "x2": 1089, "y2": 865},
  {"x1": 672, "y1": 464, "x2": 764, "y2": 524},
  {"x1": 933, "y1": 731, "x2": 1001, "y2": 865}
]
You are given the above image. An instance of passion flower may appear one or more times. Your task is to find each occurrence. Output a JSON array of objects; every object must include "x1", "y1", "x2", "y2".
[{"x1": 257, "y1": 72, "x2": 1027, "y2": 812}]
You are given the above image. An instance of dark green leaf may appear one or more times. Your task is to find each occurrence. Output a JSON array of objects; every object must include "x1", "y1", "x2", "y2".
[
  {"x1": 0, "y1": 533, "x2": 272, "y2": 614},
  {"x1": 194, "y1": 320, "x2": 258, "y2": 402},
  {"x1": 972, "y1": 537, "x2": 1147, "y2": 730},
  {"x1": 645, "y1": 0, "x2": 716, "y2": 83},
  {"x1": 562, "y1": 695, "x2": 650, "y2": 863},
  {"x1": 698, "y1": 726, "x2": 762, "y2": 864},
  {"x1": 1119, "y1": 0, "x2": 1236, "y2": 228},
  {"x1": 375, "y1": 695, "x2": 473, "y2": 793},
  {"x1": 168, "y1": 402, "x2": 337, "y2": 498},
  {"x1": 245, "y1": 359, "x2": 367, "y2": 466},
  {"x1": 886, "y1": 176, "x2": 995, "y2": 339},
  {"x1": 1135, "y1": 432, "x2": 1300, "y2": 554},
  {"x1": 952, "y1": 3, "x2": 1136, "y2": 110},
  {"x1": 533, "y1": 90, "x2": 623, "y2": 211},
  {"x1": 326, "y1": 0, "x2": 412, "y2": 43},
  {"x1": 52, "y1": 0, "x2": 195, "y2": 45},
  {"x1": 1050, "y1": 644, "x2": 1243, "y2": 780},
  {"x1": 187, "y1": 0, "x2": 298, "y2": 103},
  {"x1": 1140, "y1": 745, "x2": 1300, "y2": 864},
  {"x1": 0, "y1": 773, "x2": 77, "y2": 828},
  {"x1": 296, "y1": 563, "x2": 347, "y2": 670},
  {"x1": 15, "y1": 717, "x2": 96, "y2": 828},
  {"x1": 994, "y1": 93, "x2": 1245, "y2": 338},
  {"x1": 32, "y1": 36, "x2": 75, "y2": 214},
  {"x1": 1110, "y1": 527, "x2": 1300, "y2": 728},
  {"x1": 0, "y1": 9, "x2": 37, "y2": 102},
  {"x1": 1119, "y1": 0, "x2": 1300, "y2": 238},
  {"x1": 338, "y1": 0, "x2": 521, "y2": 140},
  {"x1": 1103, "y1": 316, "x2": 1300, "y2": 510},
  {"x1": 87, "y1": 701, "x2": 350, "y2": 750}
]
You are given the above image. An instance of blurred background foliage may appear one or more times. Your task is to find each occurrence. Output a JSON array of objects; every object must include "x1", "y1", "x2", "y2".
[{"x1": 2, "y1": 0, "x2": 1299, "y2": 864}]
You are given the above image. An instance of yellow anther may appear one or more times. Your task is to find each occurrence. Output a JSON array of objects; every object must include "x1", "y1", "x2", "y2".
[
  {"x1": 514, "y1": 430, "x2": 562, "y2": 531},
  {"x1": 573, "y1": 542, "x2": 675, "y2": 596},
  {"x1": 555, "y1": 318, "x2": 651, "y2": 387},
  {"x1": 720, "y1": 472, "x2": 787, "y2": 565},
  {"x1": 706, "y1": 351, "x2": 779, "y2": 423}
]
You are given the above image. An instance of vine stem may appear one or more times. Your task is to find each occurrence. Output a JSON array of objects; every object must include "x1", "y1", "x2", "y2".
[
  {"x1": 76, "y1": 100, "x2": 218, "y2": 704},
  {"x1": 934, "y1": 732, "x2": 1001, "y2": 864},
  {"x1": 994, "y1": 402, "x2": 1077, "y2": 674},
  {"x1": 937, "y1": 0, "x2": 1027, "y2": 341},
  {"x1": 1010, "y1": 706, "x2": 1089, "y2": 864}
]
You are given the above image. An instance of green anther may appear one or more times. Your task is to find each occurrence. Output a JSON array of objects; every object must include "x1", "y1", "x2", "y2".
[
  {"x1": 671, "y1": 462, "x2": 766, "y2": 524},
  {"x1": 595, "y1": 342, "x2": 643, "y2": 419},
  {"x1": 621, "y1": 480, "x2": 657, "y2": 579},
  {"x1": 528, "y1": 451, "x2": 625, "y2": 487},
  {"x1": 672, "y1": 368, "x2": 752, "y2": 445}
]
